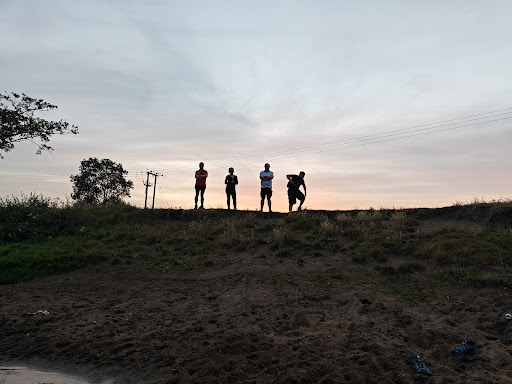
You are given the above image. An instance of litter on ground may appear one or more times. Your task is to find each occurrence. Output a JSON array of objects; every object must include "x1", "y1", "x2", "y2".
[
  {"x1": 412, "y1": 354, "x2": 432, "y2": 375},
  {"x1": 23, "y1": 309, "x2": 50, "y2": 317},
  {"x1": 451, "y1": 340, "x2": 477, "y2": 356}
]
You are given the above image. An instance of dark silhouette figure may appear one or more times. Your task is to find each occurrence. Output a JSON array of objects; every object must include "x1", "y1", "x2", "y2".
[
  {"x1": 286, "y1": 171, "x2": 306, "y2": 212},
  {"x1": 260, "y1": 163, "x2": 274, "y2": 212},
  {"x1": 225, "y1": 167, "x2": 238, "y2": 210},
  {"x1": 194, "y1": 162, "x2": 208, "y2": 209}
]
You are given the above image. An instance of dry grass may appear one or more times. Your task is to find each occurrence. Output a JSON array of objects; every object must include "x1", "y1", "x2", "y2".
[
  {"x1": 319, "y1": 220, "x2": 337, "y2": 236},
  {"x1": 1, "y1": 198, "x2": 511, "y2": 284},
  {"x1": 272, "y1": 226, "x2": 292, "y2": 249}
]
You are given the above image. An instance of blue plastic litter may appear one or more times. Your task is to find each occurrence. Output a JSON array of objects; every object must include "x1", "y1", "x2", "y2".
[
  {"x1": 412, "y1": 355, "x2": 432, "y2": 375},
  {"x1": 451, "y1": 340, "x2": 477, "y2": 356}
]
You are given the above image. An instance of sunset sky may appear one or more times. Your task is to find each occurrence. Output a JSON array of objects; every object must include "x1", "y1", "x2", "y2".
[{"x1": 1, "y1": 1, "x2": 511, "y2": 212}]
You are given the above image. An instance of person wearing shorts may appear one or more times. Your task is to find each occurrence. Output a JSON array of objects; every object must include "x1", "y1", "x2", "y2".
[
  {"x1": 260, "y1": 163, "x2": 274, "y2": 212},
  {"x1": 225, "y1": 167, "x2": 238, "y2": 210},
  {"x1": 194, "y1": 162, "x2": 208, "y2": 209},
  {"x1": 286, "y1": 171, "x2": 306, "y2": 212}
]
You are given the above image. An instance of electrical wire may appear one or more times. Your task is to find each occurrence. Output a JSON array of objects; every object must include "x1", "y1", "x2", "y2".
[
  {"x1": 154, "y1": 113, "x2": 512, "y2": 177},
  {"x1": 3, "y1": 108, "x2": 511, "y2": 180},
  {"x1": 157, "y1": 185, "x2": 172, "y2": 208},
  {"x1": 151, "y1": 109, "x2": 512, "y2": 176},
  {"x1": 3, "y1": 172, "x2": 142, "y2": 180}
]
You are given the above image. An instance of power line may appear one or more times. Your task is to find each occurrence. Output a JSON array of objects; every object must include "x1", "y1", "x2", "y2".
[
  {"x1": 157, "y1": 184, "x2": 172, "y2": 209},
  {"x1": 302, "y1": 115, "x2": 512, "y2": 157},
  {"x1": 2, "y1": 108, "x2": 511, "y2": 180},
  {"x1": 3, "y1": 172, "x2": 141, "y2": 180},
  {"x1": 151, "y1": 108, "x2": 512, "y2": 175},
  {"x1": 155, "y1": 112, "x2": 512, "y2": 177}
]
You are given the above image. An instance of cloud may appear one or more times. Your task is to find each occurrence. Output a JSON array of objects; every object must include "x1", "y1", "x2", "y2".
[{"x1": 1, "y1": 1, "x2": 511, "y2": 210}]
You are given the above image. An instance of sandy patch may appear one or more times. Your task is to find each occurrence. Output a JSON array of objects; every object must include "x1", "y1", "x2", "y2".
[{"x1": 0, "y1": 366, "x2": 89, "y2": 384}]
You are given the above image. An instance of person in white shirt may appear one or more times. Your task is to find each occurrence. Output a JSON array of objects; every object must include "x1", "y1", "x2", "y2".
[{"x1": 259, "y1": 163, "x2": 274, "y2": 212}]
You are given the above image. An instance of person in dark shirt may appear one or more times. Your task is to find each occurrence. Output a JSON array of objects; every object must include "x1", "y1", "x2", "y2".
[
  {"x1": 225, "y1": 167, "x2": 238, "y2": 210},
  {"x1": 286, "y1": 171, "x2": 306, "y2": 213}
]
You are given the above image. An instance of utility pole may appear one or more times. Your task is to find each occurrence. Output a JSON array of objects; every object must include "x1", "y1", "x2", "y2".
[
  {"x1": 144, "y1": 172, "x2": 151, "y2": 209},
  {"x1": 152, "y1": 172, "x2": 158, "y2": 209},
  {"x1": 143, "y1": 171, "x2": 162, "y2": 209}
]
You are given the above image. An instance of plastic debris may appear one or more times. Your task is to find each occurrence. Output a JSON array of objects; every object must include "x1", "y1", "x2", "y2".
[
  {"x1": 451, "y1": 340, "x2": 477, "y2": 356},
  {"x1": 24, "y1": 309, "x2": 50, "y2": 317},
  {"x1": 412, "y1": 354, "x2": 432, "y2": 375},
  {"x1": 35, "y1": 309, "x2": 50, "y2": 315},
  {"x1": 506, "y1": 313, "x2": 512, "y2": 320}
]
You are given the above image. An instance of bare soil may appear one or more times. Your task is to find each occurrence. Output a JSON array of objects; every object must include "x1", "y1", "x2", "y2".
[{"x1": 1, "y1": 214, "x2": 511, "y2": 383}]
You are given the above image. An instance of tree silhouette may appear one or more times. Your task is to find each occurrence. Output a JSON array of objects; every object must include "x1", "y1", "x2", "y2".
[
  {"x1": 0, "y1": 92, "x2": 79, "y2": 158},
  {"x1": 70, "y1": 158, "x2": 134, "y2": 204}
]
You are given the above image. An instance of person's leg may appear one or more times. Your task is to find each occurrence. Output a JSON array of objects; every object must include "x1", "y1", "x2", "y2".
[
  {"x1": 200, "y1": 188, "x2": 205, "y2": 208},
  {"x1": 233, "y1": 191, "x2": 237, "y2": 210},
  {"x1": 260, "y1": 189, "x2": 264, "y2": 211},
  {"x1": 268, "y1": 196, "x2": 272, "y2": 212},
  {"x1": 288, "y1": 190, "x2": 294, "y2": 213},
  {"x1": 226, "y1": 191, "x2": 231, "y2": 209},
  {"x1": 297, "y1": 191, "x2": 305, "y2": 211},
  {"x1": 194, "y1": 188, "x2": 199, "y2": 209}
]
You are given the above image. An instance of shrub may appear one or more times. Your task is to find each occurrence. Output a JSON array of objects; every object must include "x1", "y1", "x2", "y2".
[
  {"x1": 388, "y1": 211, "x2": 406, "y2": 229},
  {"x1": 319, "y1": 220, "x2": 337, "y2": 236},
  {"x1": 273, "y1": 227, "x2": 293, "y2": 248},
  {"x1": 335, "y1": 213, "x2": 353, "y2": 225}
]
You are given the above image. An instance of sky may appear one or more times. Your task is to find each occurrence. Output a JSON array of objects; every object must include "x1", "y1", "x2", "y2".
[{"x1": 1, "y1": 0, "x2": 511, "y2": 212}]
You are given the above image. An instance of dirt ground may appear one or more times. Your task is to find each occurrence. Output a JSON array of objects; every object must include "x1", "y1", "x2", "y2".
[{"x1": 1, "y1": 216, "x2": 512, "y2": 383}]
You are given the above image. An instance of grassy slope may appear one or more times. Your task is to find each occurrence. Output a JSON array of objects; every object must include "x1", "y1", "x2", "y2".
[{"x1": 1, "y1": 198, "x2": 511, "y2": 295}]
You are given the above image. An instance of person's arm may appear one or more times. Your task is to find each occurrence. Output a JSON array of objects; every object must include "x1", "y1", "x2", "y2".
[
  {"x1": 197, "y1": 171, "x2": 208, "y2": 179},
  {"x1": 225, "y1": 176, "x2": 229, "y2": 185},
  {"x1": 303, "y1": 183, "x2": 307, "y2": 196},
  {"x1": 234, "y1": 176, "x2": 238, "y2": 185},
  {"x1": 286, "y1": 174, "x2": 297, "y2": 187}
]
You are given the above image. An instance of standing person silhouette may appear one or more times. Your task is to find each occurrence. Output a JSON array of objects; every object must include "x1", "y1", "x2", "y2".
[
  {"x1": 194, "y1": 162, "x2": 208, "y2": 209},
  {"x1": 225, "y1": 167, "x2": 238, "y2": 210},
  {"x1": 286, "y1": 171, "x2": 306, "y2": 212},
  {"x1": 260, "y1": 163, "x2": 274, "y2": 212}
]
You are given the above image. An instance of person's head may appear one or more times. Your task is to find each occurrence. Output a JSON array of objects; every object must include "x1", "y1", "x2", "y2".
[
  {"x1": 264, "y1": 163, "x2": 270, "y2": 171},
  {"x1": 199, "y1": 162, "x2": 204, "y2": 169},
  {"x1": 299, "y1": 171, "x2": 305, "y2": 179},
  {"x1": 228, "y1": 167, "x2": 234, "y2": 174}
]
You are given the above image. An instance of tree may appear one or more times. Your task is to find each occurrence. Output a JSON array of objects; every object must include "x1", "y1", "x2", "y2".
[
  {"x1": 70, "y1": 158, "x2": 134, "y2": 204},
  {"x1": 0, "y1": 91, "x2": 78, "y2": 158}
]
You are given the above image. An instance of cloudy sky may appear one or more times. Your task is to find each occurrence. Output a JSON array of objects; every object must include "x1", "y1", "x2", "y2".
[{"x1": 1, "y1": 0, "x2": 511, "y2": 212}]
